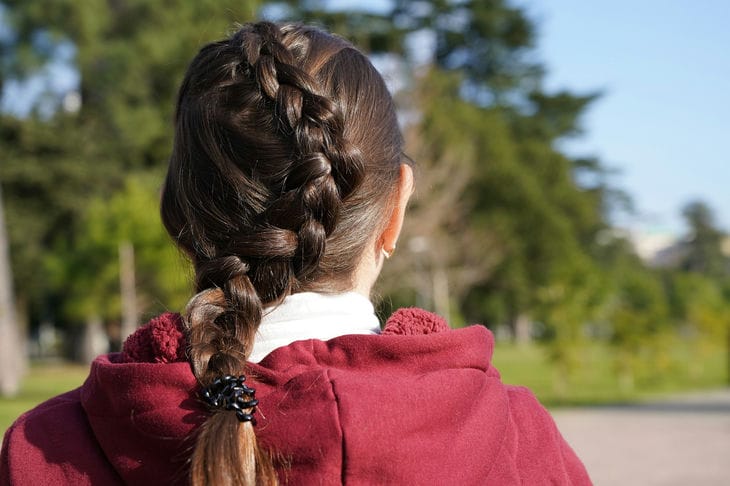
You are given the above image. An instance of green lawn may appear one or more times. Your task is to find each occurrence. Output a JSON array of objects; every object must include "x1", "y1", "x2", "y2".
[
  {"x1": 493, "y1": 341, "x2": 727, "y2": 406},
  {"x1": 1, "y1": 342, "x2": 726, "y2": 439}
]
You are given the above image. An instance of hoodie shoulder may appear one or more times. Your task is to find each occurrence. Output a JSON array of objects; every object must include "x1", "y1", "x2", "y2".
[
  {"x1": 1, "y1": 388, "x2": 122, "y2": 486},
  {"x1": 1, "y1": 313, "x2": 187, "y2": 486},
  {"x1": 503, "y1": 386, "x2": 592, "y2": 485}
]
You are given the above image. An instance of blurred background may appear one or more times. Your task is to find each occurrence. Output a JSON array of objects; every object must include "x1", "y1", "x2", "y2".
[{"x1": 0, "y1": 0, "x2": 728, "y2": 482}]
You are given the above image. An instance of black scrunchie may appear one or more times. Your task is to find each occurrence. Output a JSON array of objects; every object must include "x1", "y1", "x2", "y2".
[{"x1": 200, "y1": 375, "x2": 259, "y2": 423}]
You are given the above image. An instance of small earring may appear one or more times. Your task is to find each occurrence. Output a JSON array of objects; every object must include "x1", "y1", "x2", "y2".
[{"x1": 381, "y1": 245, "x2": 396, "y2": 259}]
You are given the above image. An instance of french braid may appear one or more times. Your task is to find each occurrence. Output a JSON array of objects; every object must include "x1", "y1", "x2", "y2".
[
  {"x1": 161, "y1": 21, "x2": 403, "y2": 486},
  {"x1": 237, "y1": 23, "x2": 368, "y2": 283}
]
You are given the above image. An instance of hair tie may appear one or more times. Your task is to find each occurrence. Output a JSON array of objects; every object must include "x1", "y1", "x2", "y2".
[{"x1": 200, "y1": 375, "x2": 259, "y2": 424}]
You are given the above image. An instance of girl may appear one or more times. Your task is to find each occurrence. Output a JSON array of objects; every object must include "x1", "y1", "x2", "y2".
[{"x1": 1, "y1": 21, "x2": 590, "y2": 485}]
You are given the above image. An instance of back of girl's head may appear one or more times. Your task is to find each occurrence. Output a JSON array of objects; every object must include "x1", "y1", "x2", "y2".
[{"x1": 160, "y1": 21, "x2": 403, "y2": 485}]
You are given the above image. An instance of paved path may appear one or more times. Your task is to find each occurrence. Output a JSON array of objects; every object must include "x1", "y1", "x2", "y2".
[{"x1": 552, "y1": 389, "x2": 730, "y2": 485}]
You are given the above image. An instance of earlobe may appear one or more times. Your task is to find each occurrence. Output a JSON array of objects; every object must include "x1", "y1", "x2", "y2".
[{"x1": 380, "y1": 164, "x2": 414, "y2": 256}]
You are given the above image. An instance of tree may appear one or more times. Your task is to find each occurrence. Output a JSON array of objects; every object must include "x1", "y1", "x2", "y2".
[
  {"x1": 0, "y1": 0, "x2": 259, "y2": 337},
  {"x1": 378, "y1": 69, "x2": 502, "y2": 320},
  {"x1": 681, "y1": 200, "x2": 728, "y2": 278},
  {"x1": 0, "y1": 183, "x2": 25, "y2": 396},
  {"x1": 607, "y1": 258, "x2": 672, "y2": 391},
  {"x1": 45, "y1": 174, "x2": 191, "y2": 356},
  {"x1": 277, "y1": 0, "x2": 542, "y2": 99}
]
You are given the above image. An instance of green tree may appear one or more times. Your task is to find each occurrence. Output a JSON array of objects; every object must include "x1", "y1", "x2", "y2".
[
  {"x1": 607, "y1": 259, "x2": 672, "y2": 391},
  {"x1": 681, "y1": 200, "x2": 728, "y2": 278},
  {"x1": 277, "y1": 0, "x2": 542, "y2": 100},
  {"x1": 45, "y1": 174, "x2": 191, "y2": 349},
  {"x1": 379, "y1": 69, "x2": 502, "y2": 320},
  {"x1": 1, "y1": 0, "x2": 259, "y2": 333},
  {"x1": 676, "y1": 200, "x2": 730, "y2": 383}
]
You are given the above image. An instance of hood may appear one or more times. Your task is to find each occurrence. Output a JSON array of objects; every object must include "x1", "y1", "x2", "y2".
[
  {"x1": 80, "y1": 314, "x2": 200, "y2": 485},
  {"x1": 80, "y1": 310, "x2": 509, "y2": 485}
]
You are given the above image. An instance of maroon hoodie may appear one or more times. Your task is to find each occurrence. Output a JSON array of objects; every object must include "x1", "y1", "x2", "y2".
[{"x1": 1, "y1": 309, "x2": 591, "y2": 485}]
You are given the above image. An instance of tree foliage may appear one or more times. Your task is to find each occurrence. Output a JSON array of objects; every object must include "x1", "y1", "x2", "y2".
[
  {"x1": 0, "y1": 0, "x2": 259, "y2": 328},
  {"x1": 681, "y1": 200, "x2": 729, "y2": 278},
  {"x1": 44, "y1": 174, "x2": 191, "y2": 324}
]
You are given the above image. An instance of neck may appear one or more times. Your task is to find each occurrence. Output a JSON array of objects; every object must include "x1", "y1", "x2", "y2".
[{"x1": 350, "y1": 239, "x2": 385, "y2": 298}]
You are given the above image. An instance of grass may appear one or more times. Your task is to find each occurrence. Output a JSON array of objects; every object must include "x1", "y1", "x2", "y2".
[
  {"x1": 1, "y1": 341, "x2": 726, "y2": 438},
  {"x1": 493, "y1": 340, "x2": 728, "y2": 407}
]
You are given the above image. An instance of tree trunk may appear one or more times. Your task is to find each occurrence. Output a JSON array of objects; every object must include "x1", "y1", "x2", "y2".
[
  {"x1": 727, "y1": 326, "x2": 730, "y2": 385},
  {"x1": 0, "y1": 184, "x2": 26, "y2": 396},
  {"x1": 432, "y1": 265, "x2": 450, "y2": 320},
  {"x1": 119, "y1": 241, "x2": 138, "y2": 342},
  {"x1": 514, "y1": 313, "x2": 532, "y2": 345},
  {"x1": 80, "y1": 314, "x2": 108, "y2": 364}
]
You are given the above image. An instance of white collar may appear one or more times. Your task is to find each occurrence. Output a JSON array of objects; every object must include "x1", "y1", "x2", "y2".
[{"x1": 248, "y1": 292, "x2": 380, "y2": 363}]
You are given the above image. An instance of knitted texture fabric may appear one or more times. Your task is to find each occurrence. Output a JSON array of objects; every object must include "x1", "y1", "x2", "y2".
[
  {"x1": 120, "y1": 312, "x2": 186, "y2": 364},
  {"x1": 382, "y1": 307, "x2": 451, "y2": 335}
]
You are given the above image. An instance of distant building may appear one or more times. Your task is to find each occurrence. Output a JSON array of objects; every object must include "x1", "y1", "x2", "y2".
[
  {"x1": 629, "y1": 229, "x2": 678, "y2": 262},
  {"x1": 627, "y1": 227, "x2": 682, "y2": 268},
  {"x1": 627, "y1": 228, "x2": 730, "y2": 269},
  {"x1": 650, "y1": 240, "x2": 689, "y2": 268}
]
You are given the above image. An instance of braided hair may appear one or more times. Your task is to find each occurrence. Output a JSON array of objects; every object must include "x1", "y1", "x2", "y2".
[{"x1": 160, "y1": 22, "x2": 404, "y2": 485}]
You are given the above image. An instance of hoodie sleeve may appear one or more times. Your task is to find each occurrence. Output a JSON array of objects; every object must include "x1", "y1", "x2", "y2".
[
  {"x1": 506, "y1": 386, "x2": 592, "y2": 485},
  {"x1": 1, "y1": 424, "x2": 12, "y2": 486},
  {"x1": 0, "y1": 390, "x2": 123, "y2": 486}
]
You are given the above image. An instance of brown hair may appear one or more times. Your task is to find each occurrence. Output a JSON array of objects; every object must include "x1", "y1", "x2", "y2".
[{"x1": 160, "y1": 21, "x2": 403, "y2": 485}]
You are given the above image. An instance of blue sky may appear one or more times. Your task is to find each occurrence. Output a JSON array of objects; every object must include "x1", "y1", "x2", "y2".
[{"x1": 524, "y1": 0, "x2": 730, "y2": 234}]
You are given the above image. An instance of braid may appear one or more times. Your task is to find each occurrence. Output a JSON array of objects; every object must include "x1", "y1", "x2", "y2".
[
  {"x1": 161, "y1": 20, "x2": 403, "y2": 486},
  {"x1": 235, "y1": 22, "x2": 365, "y2": 279},
  {"x1": 189, "y1": 256, "x2": 259, "y2": 374}
]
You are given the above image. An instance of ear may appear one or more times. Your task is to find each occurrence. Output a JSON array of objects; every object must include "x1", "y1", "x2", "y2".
[{"x1": 380, "y1": 164, "x2": 414, "y2": 256}]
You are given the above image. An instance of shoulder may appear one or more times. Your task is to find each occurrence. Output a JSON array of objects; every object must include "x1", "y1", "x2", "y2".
[
  {"x1": 502, "y1": 386, "x2": 592, "y2": 485},
  {"x1": 3, "y1": 388, "x2": 86, "y2": 455},
  {"x1": 1, "y1": 312, "x2": 187, "y2": 486},
  {"x1": 1, "y1": 388, "x2": 122, "y2": 485},
  {"x1": 505, "y1": 385, "x2": 557, "y2": 432}
]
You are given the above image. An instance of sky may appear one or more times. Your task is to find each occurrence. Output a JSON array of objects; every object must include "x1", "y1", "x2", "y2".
[{"x1": 522, "y1": 0, "x2": 730, "y2": 235}]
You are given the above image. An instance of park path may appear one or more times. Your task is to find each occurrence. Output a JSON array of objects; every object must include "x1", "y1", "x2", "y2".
[{"x1": 552, "y1": 389, "x2": 730, "y2": 485}]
